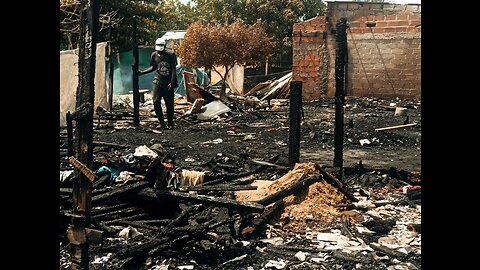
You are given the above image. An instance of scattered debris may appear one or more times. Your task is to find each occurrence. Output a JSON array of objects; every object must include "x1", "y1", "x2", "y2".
[{"x1": 60, "y1": 95, "x2": 421, "y2": 269}]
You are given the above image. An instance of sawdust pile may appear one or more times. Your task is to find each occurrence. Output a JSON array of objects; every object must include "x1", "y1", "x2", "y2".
[
  {"x1": 235, "y1": 162, "x2": 318, "y2": 202},
  {"x1": 281, "y1": 181, "x2": 345, "y2": 229},
  {"x1": 235, "y1": 162, "x2": 346, "y2": 229}
]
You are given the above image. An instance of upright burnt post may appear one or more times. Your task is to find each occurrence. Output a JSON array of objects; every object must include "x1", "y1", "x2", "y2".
[
  {"x1": 132, "y1": 16, "x2": 140, "y2": 125},
  {"x1": 333, "y1": 18, "x2": 348, "y2": 181},
  {"x1": 66, "y1": 112, "x2": 74, "y2": 156},
  {"x1": 289, "y1": 81, "x2": 302, "y2": 166},
  {"x1": 68, "y1": 0, "x2": 99, "y2": 269},
  {"x1": 108, "y1": 20, "x2": 114, "y2": 110}
]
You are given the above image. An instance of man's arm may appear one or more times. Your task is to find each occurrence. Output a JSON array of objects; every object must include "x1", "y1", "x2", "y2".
[
  {"x1": 140, "y1": 52, "x2": 157, "y2": 76},
  {"x1": 139, "y1": 66, "x2": 154, "y2": 76}
]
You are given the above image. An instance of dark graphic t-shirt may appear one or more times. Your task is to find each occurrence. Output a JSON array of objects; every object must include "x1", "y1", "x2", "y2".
[{"x1": 150, "y1": 51, "x2": 178, "y2": 88}]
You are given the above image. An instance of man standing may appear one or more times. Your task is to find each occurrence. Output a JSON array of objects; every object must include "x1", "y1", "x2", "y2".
[{"x1": 140, "y1": 38, "x2": 178, "y2": 129}]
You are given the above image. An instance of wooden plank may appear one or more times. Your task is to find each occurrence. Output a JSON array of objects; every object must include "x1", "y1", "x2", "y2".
[
  {"x1": 243, "y1": 80, "x2": 273, "y2": 96},
  {"x1": 375, "y1": 122, "x2": 417, "y2": 131},
  {"x1": 69, "y1": 156, "x2": 97, "y2": 182}
]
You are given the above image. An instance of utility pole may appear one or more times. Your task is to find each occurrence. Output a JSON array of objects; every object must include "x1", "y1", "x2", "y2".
[{"x1": 67, "y1": 0, "x2": 99, "y2": 269}]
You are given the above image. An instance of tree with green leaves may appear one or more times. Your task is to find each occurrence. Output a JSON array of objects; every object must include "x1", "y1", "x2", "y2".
[
  {"x1": 191, "y1": 0, "x2": 326, "y2": 69},
  {"x1": 177, "y1": 21, "x2": 273, "y2": 100},
  {"x1": 60, "y1": 0, "x2": 196, "y2": 51}
]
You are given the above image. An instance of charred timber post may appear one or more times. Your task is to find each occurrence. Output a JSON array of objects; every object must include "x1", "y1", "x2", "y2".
[
  {"x1": 131, "y1": 16, "x2": 140, "y2": 125},
  {"x1": 66, "y1": 112, "x2": 74, "y2": 156},
  {"x1": 108, "y1": 20, "x2": 114, "y2": 110},
  {"x1": 333, "y1": 18, "x2": 348, "y2": 181},
  {"x1": 69, "y1": 0, "x2": 99, "y2": 269},
  {"x1": 289, "y1": 81, "x2": 302, "y2": 166}
]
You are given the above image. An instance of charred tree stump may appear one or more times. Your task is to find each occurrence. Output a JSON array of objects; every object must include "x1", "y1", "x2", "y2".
[
  {"x1": 68, "y1": 1, "x2": 99, "y2": 269},
  {"x1": 333, "y1": 17, "x2": 348, "y2": 181}
]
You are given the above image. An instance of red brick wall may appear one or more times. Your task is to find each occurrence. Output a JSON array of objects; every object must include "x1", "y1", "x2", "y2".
[
  {"x1": 292, "y1": 17, "x2": 329, "y2": 100},
  {"x1": 292, "y1": 2, "x2": 421, "y2": 99}
]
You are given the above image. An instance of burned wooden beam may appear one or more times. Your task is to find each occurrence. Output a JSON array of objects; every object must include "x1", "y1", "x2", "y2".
[
  {"x1": 168, "y1": 216, "x2": 237, "y2": 236},
  {"x1": 91, "y1": 202, "x2": 130, "y2": 215},
  {"x1": 92, "y1": 206, "x2": 141, "y2": 219},
  {"x1": 117, "y1": 220, "x2": 162, "y2": 231},
  {"x1": 131, "y1": 16, "x2": 140, "y2": 125},
  {"x1": 242, "y1": 201, "x2": 284, "y2": 239},
  {"x1": 92, "y1": 174, "x2": 110, "y2": 189},
  {"x1": 150, "y1": 216, "x2": 239, "y2": 257},
  {"x1": 257, "y1": 174, "x2": 322, "y2": 206},
  {"x1": 200, "y1": 171, "x2": 259, "y2": 186},
  {"x1": 289, "y1": 80, "x2": 302, "y2": 166},
  {"x1": 369, "y1": 243, "x2": 408, "y2": 258},
  {"x1": 66, "y1": 112, "x2": 74, "y2": 156},
  {"x1": 134, "y1": 219, "x2": 171, "y2": 225},
  {"x1": 102, "y1": 213, "x2": 150, "y2": 225},
  {"x1": 187, "y1": 185, "x2": 257, "y2": 192},
  {"x1": 159, "y1": 205, "x2": 202, "y2": 235},
  {"x1": 70, "y1": 102, "x2": 94, "y2": 121},
  {"x1": 147, "y1": 235, "x2": 191, "y2": 257},
  {"x1": 116, "y1": 206, "x2": 201, "y2": 259},
  {"x1": 333, "y1": 17, "x2": 348, "y2": 180},
  {"x1": 133, "y1": 188, "x2": 160, "y2": 204},
  {"x1": 318, "y1": 166, "x2": 358, "y2": 202},
  {"x1": 92, "y1": 181, "x2": 149, "y2": 204},
  {"x1": 108, "y1": 22, "x2": 114, "y2": 110},
  {"x1": 93, "y1": 141, "x2": 129, "y2": 148},
  {"x1": 155, "y1": 190, "x2": 265, "y2": 212},
  {"x1": 68, "y1": 0, "x2": 100, "y2": 268}
]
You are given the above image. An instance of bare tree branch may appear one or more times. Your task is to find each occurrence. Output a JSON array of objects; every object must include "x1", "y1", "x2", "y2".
[{"x1": 60, "y1": 1, "x2": 122, "y2": 34}]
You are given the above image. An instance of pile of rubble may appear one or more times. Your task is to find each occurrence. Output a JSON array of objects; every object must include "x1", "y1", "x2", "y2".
[
  {"x1": 60, "y1": 81, "x2": 421, "y2": 269},
  {"x1": 60, "y1": 142, "x2": 421, "y2": 269}
]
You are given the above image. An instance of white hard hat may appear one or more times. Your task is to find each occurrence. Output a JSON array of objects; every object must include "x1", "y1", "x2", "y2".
[{"x1": 155, "y1": 38, "x2": 166, "y2": 51}]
